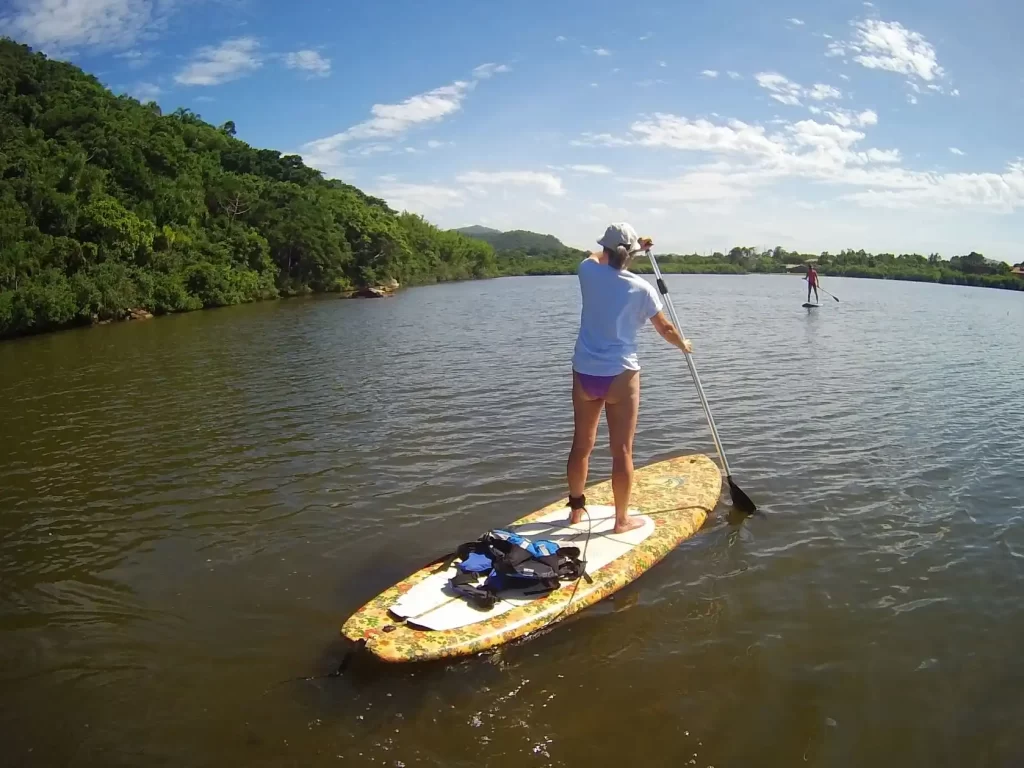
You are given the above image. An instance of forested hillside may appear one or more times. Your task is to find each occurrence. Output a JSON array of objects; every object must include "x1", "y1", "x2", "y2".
[
  {"x1": 0, "y1": 40, "x2": 496, "y2": 338},
  {"x1": 455, "y1": 226, "x2": 568, "y2": 254}
]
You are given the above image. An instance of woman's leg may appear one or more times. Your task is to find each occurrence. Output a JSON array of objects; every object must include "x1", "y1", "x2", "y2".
[
  {"x1": 567, "y1": 372, "x2": 604, "y2": 524},
  {"x1": 604, "y1": 370, "x2": 641, "y2": 533}
]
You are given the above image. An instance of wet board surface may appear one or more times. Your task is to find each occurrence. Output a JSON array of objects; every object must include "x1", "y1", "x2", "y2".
[
  {"x1": 803, "y1": 302, "x2": 821, "y2": 308},
  {"x1": 341, "y1": 453, "x2": 722, "y2": 662}
]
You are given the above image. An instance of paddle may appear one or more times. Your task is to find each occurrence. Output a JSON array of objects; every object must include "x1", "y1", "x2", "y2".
[{"x1": 643, "y1": 248, "x2": 757, "y2": 514}]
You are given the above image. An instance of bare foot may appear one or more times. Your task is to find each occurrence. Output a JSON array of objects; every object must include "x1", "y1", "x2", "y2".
[
  {"x1": 612, "y1": 515, "x2": 644, "y2": 534},
  {"x1": 568, "y1": 507, "x2": 585, "y2": 525}
]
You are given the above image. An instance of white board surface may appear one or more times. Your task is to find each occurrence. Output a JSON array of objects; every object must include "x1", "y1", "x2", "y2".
[{"x1": 389, "y1": 505, "x2": 653, "y2": 632}]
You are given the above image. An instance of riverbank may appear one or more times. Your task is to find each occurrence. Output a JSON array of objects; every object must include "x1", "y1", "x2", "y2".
[{"x1": 5, "y1": 264, "x2": 1021, "y2": 342}]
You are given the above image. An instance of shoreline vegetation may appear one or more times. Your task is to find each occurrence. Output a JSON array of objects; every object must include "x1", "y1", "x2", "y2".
[
  {"x1": 495, "y1": 245, "x2": 1024, "y2": 288},
  {"x1": 2, "y1": 41, "x2": 1022, "y2": 341}
]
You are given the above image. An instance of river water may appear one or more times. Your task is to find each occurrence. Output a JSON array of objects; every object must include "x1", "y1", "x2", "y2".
[{"x1": 1, "y1": 274, "x2": 1022, "y2": 767}]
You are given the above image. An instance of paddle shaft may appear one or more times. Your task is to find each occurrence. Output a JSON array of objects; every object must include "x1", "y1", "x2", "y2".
[
  {"x1": 820, "y1": 286, "x2": 840, "y2": 301},
  {"x1": 645, "y1": 251, "x2": 735, "y2": 479}
]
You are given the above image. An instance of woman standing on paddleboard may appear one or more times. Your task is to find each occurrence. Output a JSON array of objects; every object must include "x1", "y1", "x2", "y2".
[
  {"x1": 567, "y1": 223, "x2": 693, "y2": 534},
  {"x1": 806, "y1": 262, "x2": 820, "y2": 304}
]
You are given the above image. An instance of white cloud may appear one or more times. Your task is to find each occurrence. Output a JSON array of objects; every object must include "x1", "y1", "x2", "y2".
[
  {"x1": 839, "y1": 73, "x2": 850, "y2": 81},
  {"x1": 571, "y1": 132, "x2": 632, "y2": 148},
  {"x1": 175, "y1": 37, "x2": 262, "y2": 86},
  {"x1": 809, "y1": 83, "x2": 842, "y2": 101},
  {"x1": 659, "y1": 60, "x2": 668, "y2": 68},
  {"x1": 583, "y1": 113, "x2": 903, "y2": 190},
  {"x1": 126, "y1": 80, "x2": 160, "y2": 101},
  {"x1": 826, "y1": 111, "x2": 852, "y2": 127},
  {"x1": 833, "y1": 19, "x2": 945, "y2": 82},
  {"x1": 951, "y1": 88, "x2": 960, "y2": 96},
  {"x1": 788, "y1": 17, "x2": 805, "y2": 25},
  {"x1": 456, "y1": 171, "x2": 566, "y2": 196},
  {"x1": 755, "y1": 72, "x2": 804, "y2": 106},
  {"x1": 594, "y1": 47, "x2": 611, "y2": 56},
  {"x1": 701, "y1": 69, "x2": 719, "y2": 78},
  {"x1": 313, "y1": 76, "x2": 482, "y2": 146},
  {"x1": 373, "y1": 182, "x2": 466, "y2": 213},
  {"x1": 841, "y1": 162, "x2": 1024, "y2": 212},
  {"x1": 828, "y1": 108, "x2": 878, "y2": 127},
  {"x1": 950, "y1": 147, "x2": 965, "y2": 156},
  {"x1": 639, "y1": 32, "x2": 652, "y2": 41},
  {"x1": 472, "y1": 62, "x2": 511, "y2": 79},
  {"x1": 568, "y1": 164, "x2": 613, "y2": 174},
  {"x1": 862, "y1": 148, "x2": 901, "y2": 164},
  {"x1": 0, "y1": 0, "x2": 164, "y2": 53},
  {"x1": 757, "y1": 72, "x2": 842, "y2": 107},
  {"x1": 300, "y1": 64, "x2": 508, "y2": 178},
  {"x1": 283, "y1": 50, "x2": 331, "y2": 77},
  {"x1": 555, "y1": 35, "x2": 566, "y2": 42},
  {"x1": 351, "y1": 143, "x2": 392, "y2": 157},
  {"x1": 627, "y1": 115, "x2": 788, "y2": 158},
  {"x1": 826, "y1": 41, "x2": 848, "y2": 58},
  {"x1": 579, "y1": 111, "x2": 1024, "y2": 217},
  {"x1": 115, "y1": 48, "x2": 154, "y2": 69},
  {"x1": 727, "y1": 71, "x2": 742, "y2": 80},
  {"x1": 907, "y1": 94, "x2": 918, "y2": 105}
]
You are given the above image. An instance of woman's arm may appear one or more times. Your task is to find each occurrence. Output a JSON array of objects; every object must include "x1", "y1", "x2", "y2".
[{"x1": 650, "y1": 310, "x2": 693, "y2": 353}]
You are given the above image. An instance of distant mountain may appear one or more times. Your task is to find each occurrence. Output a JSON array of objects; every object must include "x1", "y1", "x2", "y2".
[
  {"x1": 454, "y1": 226, "x2": 569, "y2": 254},
  {"x1": 454, "y1": 225, "x2": 503, "y2": 237}
]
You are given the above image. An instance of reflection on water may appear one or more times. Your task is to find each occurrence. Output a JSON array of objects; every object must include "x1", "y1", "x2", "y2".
[{"x1": 1, "y1": 275, "x2": 1022, "y2": 767}]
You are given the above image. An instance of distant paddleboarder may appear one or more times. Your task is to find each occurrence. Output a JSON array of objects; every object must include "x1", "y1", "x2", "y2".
[
  {"x1": 567, "y1": 223, "x2": 693, "y2": 534},
  {"x1": 805, "y1": 263, "x2": 820, "y2": 304}
]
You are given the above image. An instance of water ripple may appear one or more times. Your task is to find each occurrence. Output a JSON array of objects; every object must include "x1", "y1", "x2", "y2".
[{"x1": 1, "y1": 275, "x2": 1023, "y2": 766}]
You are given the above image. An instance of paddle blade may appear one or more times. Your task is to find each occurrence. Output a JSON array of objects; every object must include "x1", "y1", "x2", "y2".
[
  {"x1": 727, "y1": 476, "x2": 757, "y2": 514},
  {"x1": 832, "y1": 295, "x2": 840, "y2": 302}
]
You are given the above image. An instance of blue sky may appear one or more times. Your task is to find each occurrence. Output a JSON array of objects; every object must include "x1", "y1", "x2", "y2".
[{"x1": 4, "y1": 0, "x2": 1024, "y2": 261}]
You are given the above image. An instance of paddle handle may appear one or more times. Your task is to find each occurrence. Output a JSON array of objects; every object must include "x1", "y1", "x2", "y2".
[{"x1": 645, "y1": 251, "x2": 734, "y2": 479}]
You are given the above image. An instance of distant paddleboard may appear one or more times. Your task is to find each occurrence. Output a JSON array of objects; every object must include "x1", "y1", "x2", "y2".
[
  {"x1": 802, "y1": 302, "x2": 821, "y2": 308},
  {"x1": 341, "y1": 454, "x2": 721, "y2": 662}
]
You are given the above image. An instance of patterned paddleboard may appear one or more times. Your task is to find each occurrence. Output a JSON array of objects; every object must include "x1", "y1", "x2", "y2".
[{"x1": 340, "y1": 453, "x2": 722, "y2": 662}]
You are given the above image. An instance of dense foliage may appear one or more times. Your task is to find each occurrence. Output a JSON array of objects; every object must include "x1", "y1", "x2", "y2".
[
  {"x1": 488, "y1": 240, "x2": 1024, "y2": 291},
  {"x1": 0, "y1": 40, "x2": 497, "y2": 338}
]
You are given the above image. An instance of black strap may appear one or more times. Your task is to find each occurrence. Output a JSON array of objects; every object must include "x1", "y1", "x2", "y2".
[
  {"x1": 568, "y1": 494, "x2": 586, "y2": 510},
  {"x1": 450, "y1": 568, "x2": 484, "y2": 587}
]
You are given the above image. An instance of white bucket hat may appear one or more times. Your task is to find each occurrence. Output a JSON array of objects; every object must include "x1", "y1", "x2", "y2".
[{"x1": 597, "y1": 222, "x2": 645, "y2": 254}]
